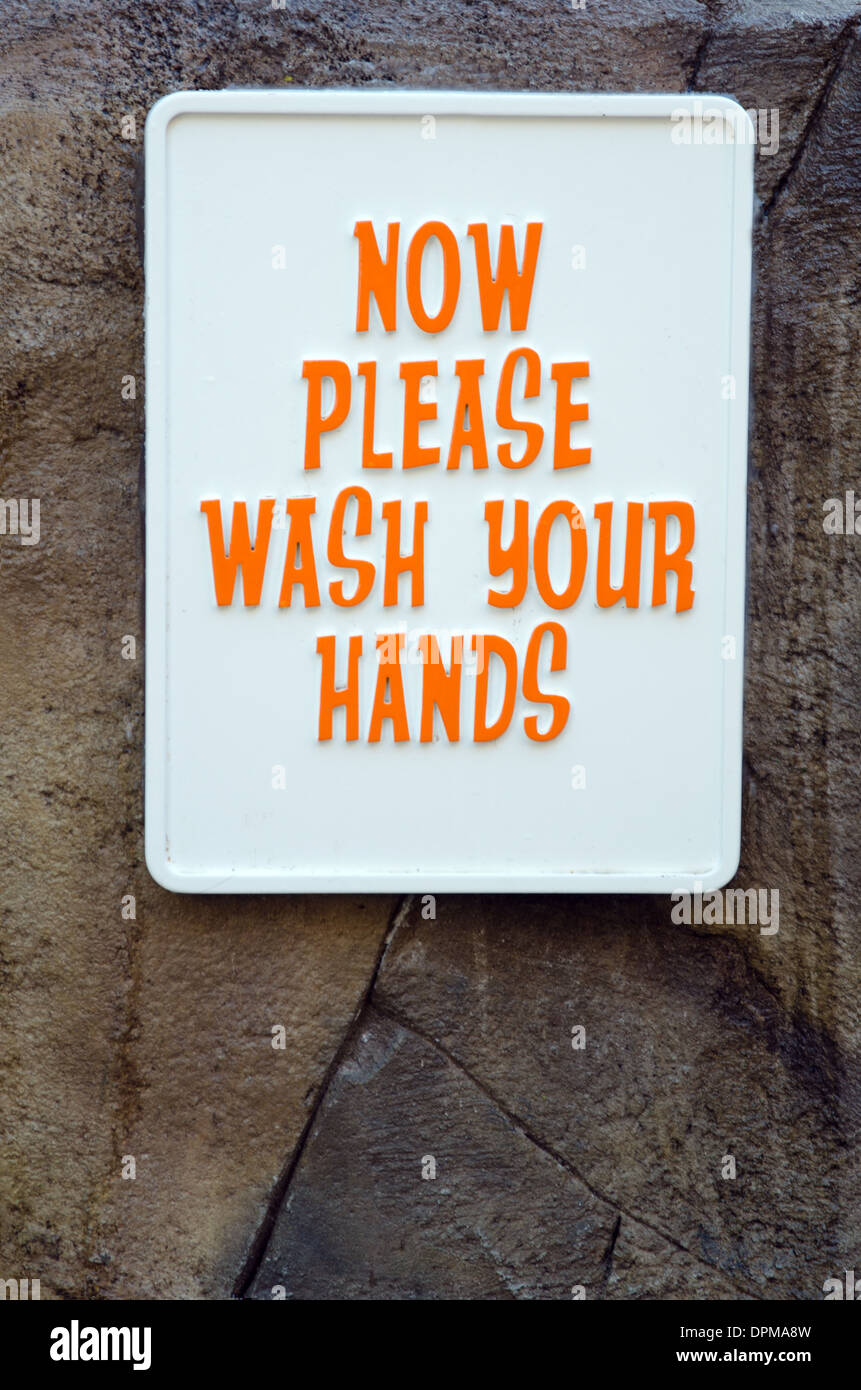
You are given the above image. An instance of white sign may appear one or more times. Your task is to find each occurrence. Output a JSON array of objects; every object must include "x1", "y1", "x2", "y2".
[{"x1": 145, "y1": 91, "x2": 752, "y2": 893}]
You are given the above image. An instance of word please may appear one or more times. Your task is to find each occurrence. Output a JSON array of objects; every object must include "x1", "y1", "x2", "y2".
[
  {"x1": 302, "y1": 354, "x2": 589, "y2": 472},
  {"x1": 200, "y1": 494, "x2": 696, "y2": 613}
]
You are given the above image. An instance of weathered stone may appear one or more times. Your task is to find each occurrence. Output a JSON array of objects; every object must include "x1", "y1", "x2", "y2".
[
  {"x1": 249, "y1": 1006, "x2": 623, "y2": 1300},
  {"x1": 370, "y1": 896, "x2": 852, "y2": 1298},
  {"x1": 249, "y1": 1002, "x2": 751, "y2": 1300}
]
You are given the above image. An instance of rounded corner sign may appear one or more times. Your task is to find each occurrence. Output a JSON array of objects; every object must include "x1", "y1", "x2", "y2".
[{"x1": 144, "y1": 90, "x2": 753, "y2": 894}]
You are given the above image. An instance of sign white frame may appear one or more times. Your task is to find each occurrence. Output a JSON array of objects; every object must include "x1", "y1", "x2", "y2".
[{"x1": 145, "y1": 90, "x2": 753, "y2": 894}]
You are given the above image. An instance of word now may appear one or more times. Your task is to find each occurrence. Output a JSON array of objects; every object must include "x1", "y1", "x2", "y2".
[{"x1": 353, "y1": 219, "x2": 543, "y2": 335}]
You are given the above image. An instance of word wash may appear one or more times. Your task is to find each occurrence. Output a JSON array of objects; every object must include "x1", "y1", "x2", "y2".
[{"x1": 201, "y1": 220, "x2": 696, "y2": 744}]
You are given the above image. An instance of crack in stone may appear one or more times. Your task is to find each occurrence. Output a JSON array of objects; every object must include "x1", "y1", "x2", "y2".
[
  {"x1": 687, "y1": 30, "x2": 714, "y2": 91},
  {"x1": 686, "y1": 0, "x2": 727, "y2": 90},
  {"x1": 372, "y1": 1000, "x2": 760, "y2": 1302},
  {"x1": 759, "y1": 13, "x2": 861, "y2": 225},
  {"x1": 231, "y1": 893, "x2": 414, "y2": 1299},
  {"x1": 598, "y1": 1213, "x2": 622, "y2": 1296}
]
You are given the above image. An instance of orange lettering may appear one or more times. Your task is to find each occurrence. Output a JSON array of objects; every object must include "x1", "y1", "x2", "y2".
[
  {"x1": 358, "y1": 361, "x2": 393, "y2": 469},
  {"x1": 649, "y1": 501, "x2": 695, "y2": 612},
  {"x1": 200, "y1": 498, "x2": 274, "y2": 607},
  {"x1": 302, "y1": 360, "x2": 351, "y2": 470},
  {"x1": 496, "y1": 348, "x2": 544, "y2": 468},
  {"x1": 472, "y1": 635, "x2": 518, "y2": 742},
  {"x1": 382, "y1": 499, "x2": 428, "y2": 607},
  {"x1": 419, "y1": 635, "x2": 463, "y2": 743},
  {"x1": 406, "y1": 221, "x2": 460, "y2": 333},
  {"x1": 278, "y1": 497, "x2": 320, "y2": 607},
  {"x1": 327, "y1": 486, "x2": 375, "y2": 607},
  {"x1": 594, "y1": 501, "x2": 643, "y2": 608},
  {"x1": 400, "y1": 362, "x2": 439, "y2": 469},
  {"x1": 447, "y1": 359, "x2": 488, "y2": 470},
  {"x1": 354, "y1": 220, "x2": 399, "y2": 332},
  {"x1": 317, "y1": 634, "x2": 362, "y2": 740},
  {"x1": 523, "y1": 622, "x2": 569, "y2": 741},
  {"x1": 369, "y1": 633, "x2": 410, "y2": 742},
  {"x1": 533, "y1": 500, "x2": 588, "y2": 609},
  {"x1": 485, "y1": 499, "x2": 529, "y2": 608},
  {"x1": 467, "y1": 222, "x2": 543, "y2": 331},
  {"x1": 551, "y1": 361, "x2": 590, "y2": 469}
]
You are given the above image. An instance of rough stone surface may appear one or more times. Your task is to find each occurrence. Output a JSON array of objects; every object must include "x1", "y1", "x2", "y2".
[
  {"x1": 248, "y1": 1002, "x2": 745, "y2": 1300},
  {"x1": 0, "y1": 0, "x2": 858, "y2": 1300}
]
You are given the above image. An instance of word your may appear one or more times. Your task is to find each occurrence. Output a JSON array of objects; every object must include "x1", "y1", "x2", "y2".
[
  {"x1": 823, "y1": 491, "x2": 861, "y2": 534},
  {"x1": 0, "y1": 498, "x2": 40, "y2": 545},
  {"x1": 670, "y1": 883, "x2": 779, "y2": 934},
  {"x1": 670, "y1": 102, "x2": 779, "y2": 156},
  {"x1": 50, "y1": 1321, "x2": 152, "y2": 1372}
]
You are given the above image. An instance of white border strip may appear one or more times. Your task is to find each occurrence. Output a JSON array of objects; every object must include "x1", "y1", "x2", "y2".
[{"x1": 144, "y1": 90, "x2": 753, "y2": 893}]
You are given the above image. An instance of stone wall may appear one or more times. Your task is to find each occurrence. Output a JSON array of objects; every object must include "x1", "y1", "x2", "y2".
[{"x1": 0, "y1": 0, "x2": 858, "y2": 1299}]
